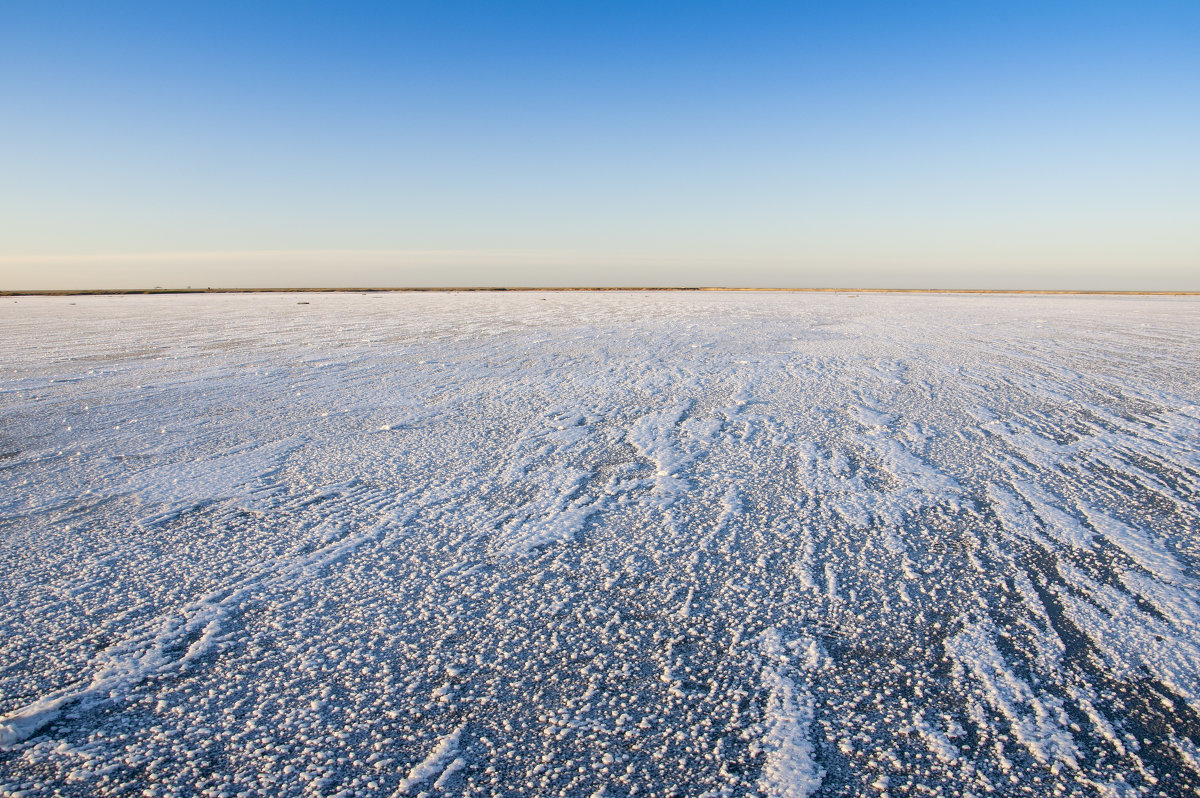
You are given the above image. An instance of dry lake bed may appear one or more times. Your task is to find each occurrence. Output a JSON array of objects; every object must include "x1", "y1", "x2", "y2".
[{"x1": 1, "y1": 291, "x2": 1198, "y2": 798}]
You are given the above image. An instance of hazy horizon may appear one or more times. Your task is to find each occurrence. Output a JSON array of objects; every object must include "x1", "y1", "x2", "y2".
[{"x1": 3, "y1": 1, "x2": 1198, "y2": 291}]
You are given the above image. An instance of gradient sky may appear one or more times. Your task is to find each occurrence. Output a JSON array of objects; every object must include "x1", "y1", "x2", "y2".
[{"x1": 2, "y1": 1, "x2": 1198, "y2": 290}]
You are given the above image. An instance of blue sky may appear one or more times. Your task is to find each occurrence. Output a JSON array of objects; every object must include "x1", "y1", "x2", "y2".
[{"x1": 2, "y1": 1, "x2": 1197, "y2": 289}]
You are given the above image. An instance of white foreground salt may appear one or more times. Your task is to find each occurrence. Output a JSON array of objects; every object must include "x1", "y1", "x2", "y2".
[{"x1": 1, "y1": 291, "x2": 1198, "y2": 797}]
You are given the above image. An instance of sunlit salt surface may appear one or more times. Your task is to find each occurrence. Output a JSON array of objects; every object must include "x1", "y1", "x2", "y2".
[{"x1": 1, "y1": 291, "x2": 1198, "y2": 797}]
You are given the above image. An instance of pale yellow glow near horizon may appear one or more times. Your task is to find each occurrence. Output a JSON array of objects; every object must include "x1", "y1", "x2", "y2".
[{"x1": 1, "y1": 246, "x2": 1197, "y2": 291}]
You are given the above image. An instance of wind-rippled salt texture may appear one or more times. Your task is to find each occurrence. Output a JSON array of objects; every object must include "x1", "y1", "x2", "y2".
[{"x1": 1, "y1": 291, "x2": 1198, "y2": 797}]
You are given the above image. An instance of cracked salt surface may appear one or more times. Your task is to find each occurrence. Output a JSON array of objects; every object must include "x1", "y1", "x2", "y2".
[{"x1": 1, "y1": 291, "x2": 1199, "y2": 797}]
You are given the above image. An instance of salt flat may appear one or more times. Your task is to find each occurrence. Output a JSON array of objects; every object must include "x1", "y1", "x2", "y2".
[{"x1": 1, "y1": 291, "x2": 1198, "y2": 798}]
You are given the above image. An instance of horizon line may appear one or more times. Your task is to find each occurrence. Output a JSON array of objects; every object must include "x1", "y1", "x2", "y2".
[{"x1": 4, "y1": 287, "x2": 1200, "y2": 297}]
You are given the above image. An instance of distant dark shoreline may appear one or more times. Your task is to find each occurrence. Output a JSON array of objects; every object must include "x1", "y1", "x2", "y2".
[{"x1": 2, "y1": 287, "x2": 1198, "y2": 297}]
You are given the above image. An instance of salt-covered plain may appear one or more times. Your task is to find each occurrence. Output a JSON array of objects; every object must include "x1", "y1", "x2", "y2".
[{"x1": 1, "y1": 291, "x2": 1199, "y2": 798}]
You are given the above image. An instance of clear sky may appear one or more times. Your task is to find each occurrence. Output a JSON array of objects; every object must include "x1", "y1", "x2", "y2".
[{"x1": 2, "y1": 1, "x2": 1198, "y2": 290}]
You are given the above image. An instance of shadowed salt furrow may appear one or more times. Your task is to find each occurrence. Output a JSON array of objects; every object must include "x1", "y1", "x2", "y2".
[{"x1": 1, "y1": 291, "x2": 1198, "y2": 797}]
